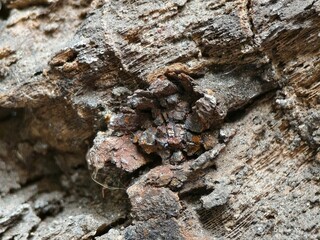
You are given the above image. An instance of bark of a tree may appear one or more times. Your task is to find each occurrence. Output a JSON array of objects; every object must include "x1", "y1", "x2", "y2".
[{"x1": 0, "y1": 0, "x2": 319, "y2": 239}]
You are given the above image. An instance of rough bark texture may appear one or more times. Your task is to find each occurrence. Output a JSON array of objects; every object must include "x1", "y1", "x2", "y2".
[{"x1": 0, "y1": 0, "x2": 319, "y2": 239}]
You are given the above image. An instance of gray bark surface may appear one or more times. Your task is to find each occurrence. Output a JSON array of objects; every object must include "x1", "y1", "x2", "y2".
[{"x1": 0, "y1": 0, "x2": 319, "y2": 239}]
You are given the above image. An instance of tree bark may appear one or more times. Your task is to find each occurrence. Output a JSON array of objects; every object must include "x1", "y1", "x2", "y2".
[{"x1": 0, "y1": 0, "x2": 319, "y2": 239}]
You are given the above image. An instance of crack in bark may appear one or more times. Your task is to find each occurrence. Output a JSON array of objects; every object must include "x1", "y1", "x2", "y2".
[{"x1": 246, "y1": 0, "x2": 255, "y2": 34}]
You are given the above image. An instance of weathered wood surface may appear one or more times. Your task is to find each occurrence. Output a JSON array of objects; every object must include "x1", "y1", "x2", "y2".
[{"x1": 0, "y1": 0, "x2": 319, "y2": 239}]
